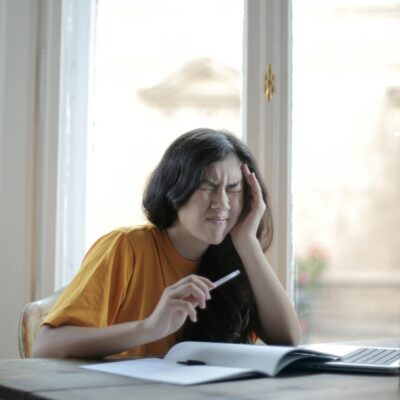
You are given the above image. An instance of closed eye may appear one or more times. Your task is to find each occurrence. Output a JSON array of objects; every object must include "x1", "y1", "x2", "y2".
[
  {"x1": 198, "y1": 180, "x2": 217, "y2": 191},
  {"x1": 227, "y1": 182, "x2": 243, "y2": 193},
  {"x1": 198, "y1": 180, "x2": 243, "y2": 193}
]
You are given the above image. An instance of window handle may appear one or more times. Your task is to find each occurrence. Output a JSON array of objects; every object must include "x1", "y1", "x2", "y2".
[{"x1": 264, "y1": 64, "x2": 275, "y2": 102}]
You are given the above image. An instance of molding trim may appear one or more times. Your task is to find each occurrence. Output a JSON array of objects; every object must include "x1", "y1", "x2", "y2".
[
  {"x1": 243, "y1": 0, "x2": 292, "y2": 294},
  {"x1": 34, "y1": 0, "x2": 63, "y2": 299}
]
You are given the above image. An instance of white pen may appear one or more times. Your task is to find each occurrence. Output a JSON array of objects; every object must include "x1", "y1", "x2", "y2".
[{"x1": 211, "y1": 270, "x2": 241, "y2": 291}]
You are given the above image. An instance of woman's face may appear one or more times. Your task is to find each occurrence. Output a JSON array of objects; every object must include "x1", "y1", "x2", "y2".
[{"x1": 173, "y1": 153, "x2": 244, "y2": 254}]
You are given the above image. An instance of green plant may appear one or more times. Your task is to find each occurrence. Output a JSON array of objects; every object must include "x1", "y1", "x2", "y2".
[{"x1": 295, "y1": 244, "x2": 330, "y2": 339}]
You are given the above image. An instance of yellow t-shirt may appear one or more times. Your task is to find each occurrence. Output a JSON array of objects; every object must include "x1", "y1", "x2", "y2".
[{"x1": 43, "y1": 224, "x2": 199, "y2": 357}]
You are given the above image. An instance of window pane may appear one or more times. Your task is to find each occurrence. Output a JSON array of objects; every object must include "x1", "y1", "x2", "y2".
[
  {"x1": 292, "y1": 1, "x2": 400, "y2": 343},
  {"x1": 87, "y1": 0, "x2": 243, "y2": 248}
]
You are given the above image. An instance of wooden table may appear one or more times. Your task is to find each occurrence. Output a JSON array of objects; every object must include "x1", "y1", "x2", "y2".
[
  {"x1": 0, "y1": 356, "x2": 398, "y2": 400},
  {"x1": 1, "y1": 340, "x2": 399, "y2": 400}
]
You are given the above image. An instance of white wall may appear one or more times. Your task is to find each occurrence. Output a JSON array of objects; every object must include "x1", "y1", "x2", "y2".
[{"x1": 0, "y1": 0, "x2": 39, "y2": 359}]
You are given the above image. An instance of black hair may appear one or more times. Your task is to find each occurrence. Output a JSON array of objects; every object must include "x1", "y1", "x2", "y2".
[{"x1": 143, "y1": 128, "x2": 273, "y2": 343}]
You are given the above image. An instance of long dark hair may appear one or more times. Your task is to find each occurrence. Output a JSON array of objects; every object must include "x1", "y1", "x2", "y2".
[{"x1": 143, "y1": 128, "x2": 273, "y2": 343}]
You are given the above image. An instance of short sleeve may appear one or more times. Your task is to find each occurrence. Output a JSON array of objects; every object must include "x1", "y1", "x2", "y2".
[{"x1": 43, "y1": 230, "x2": 135, "y2": 328}]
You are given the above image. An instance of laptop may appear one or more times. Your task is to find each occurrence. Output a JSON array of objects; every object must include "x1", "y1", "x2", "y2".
[{"x1": 299, "y1": 343, "x2": 400, "y2": 375}]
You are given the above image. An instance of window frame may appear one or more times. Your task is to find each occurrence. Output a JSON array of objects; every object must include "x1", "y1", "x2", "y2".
[
  {"x1": 34, "y1": 0, "x2": 62, "y2": 298},
  {"x1": 55, "y1": 0, "x2": 96, "y2": 290},
  {"x1": 33, "y1": 0, "x2": 96, "y2": 297},
  {"x1": 243, "y1": 0, "x2": 293, "y2": 294}
]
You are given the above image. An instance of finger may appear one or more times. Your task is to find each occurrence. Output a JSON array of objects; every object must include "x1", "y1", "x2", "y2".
[
  {"x1": 181, "y1": 283, "x2": 208, "y2": 309},
  {"x1": 170, "y1": 275, "x2": 214, "y2": 297},
  {"x1": 242, "y1": 163, "x2": 254, "y2": 184},
  {"x1": 168, "y1": 282, "x2": 209, "y2": 308},
  {"x1": 170, "y1": 274, "x2": 213, "y2": 289},
  {"x1": 170, "y1": 275, "x2": 214, "y2": 300},
  {"x1": 189, "y1": 275, "x2": 215, "y2": 290},
  {"x1": 243, "y1": 164, "x2": 264, "y2": 205},
  {"x1": 251, "y1": 174, "x2": 263, "y2": 205},
  {"x1": 169, "y1": 299, "x2": 197, "y2": 322},
  {"x1": 243, "y1": 164, "x2": 259, "y2": 191}
]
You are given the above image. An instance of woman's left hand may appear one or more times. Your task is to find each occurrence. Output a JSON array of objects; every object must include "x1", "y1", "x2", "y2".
[{"x1": 230, "y1": 164, "x2": 266, "y2": 246}]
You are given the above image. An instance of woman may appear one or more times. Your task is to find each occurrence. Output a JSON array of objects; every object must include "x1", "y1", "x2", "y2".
[{"x1": 33, "y1": 128, "x2": 300, "y2": 359}]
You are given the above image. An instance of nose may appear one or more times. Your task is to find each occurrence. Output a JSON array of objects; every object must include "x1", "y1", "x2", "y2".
[{"x1": 210, "y1": 188, "x2": 230, "y2": 210}]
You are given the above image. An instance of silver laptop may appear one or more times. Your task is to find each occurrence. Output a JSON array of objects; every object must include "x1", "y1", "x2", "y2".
[{"x1": 300, "y1": 343, "x2": 400, "y2": 375}]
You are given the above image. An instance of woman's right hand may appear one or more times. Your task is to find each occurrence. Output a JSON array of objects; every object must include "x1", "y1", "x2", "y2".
[
  {"x1": 145, "y1": 274, "x2": 215, "y2": 341},
  {"x1": 33, "y1": 275, "x2": 213, "y2": 359}
]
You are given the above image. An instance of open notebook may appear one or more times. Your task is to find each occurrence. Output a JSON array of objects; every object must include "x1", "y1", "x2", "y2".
[{"x1": 82, "y1": 341, "x2": 399, "y2": 385}]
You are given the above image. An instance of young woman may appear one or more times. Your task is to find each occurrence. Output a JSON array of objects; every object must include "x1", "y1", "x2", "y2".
[{"x1": 33, "y1": 128, "x2": 300, "y2": 359}]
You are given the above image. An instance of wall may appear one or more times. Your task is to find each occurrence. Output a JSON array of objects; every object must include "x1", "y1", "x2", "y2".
[{"x1": 0, "y1": 0, "x2": 38, "y2": 359}]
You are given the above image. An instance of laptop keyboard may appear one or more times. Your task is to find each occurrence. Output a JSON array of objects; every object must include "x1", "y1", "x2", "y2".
[{"x1": 342, "y1": 347, "x2": 400, "y2": 365}]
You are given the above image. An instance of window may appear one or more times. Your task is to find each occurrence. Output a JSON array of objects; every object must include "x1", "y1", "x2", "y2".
[
  {"x1": 55, "y1": 0, "x2": 292, "y2": 293},
  {"x1": 292, "y1": 0, "x2": 400, "y2": 342}
]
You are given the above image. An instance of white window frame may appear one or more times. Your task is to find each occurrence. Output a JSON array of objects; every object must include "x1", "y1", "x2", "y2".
[
  {"x1": 55, "y1": 0, "x2": 96, "y2": 290},
  {"x1": 33, "y1": 0, "x2": 96, "y2": 297},
  {"x1": 243, "y1": 0, "x2": 293, "y2": 294},
  {"x1": 34, "y1": 0, "x2": 62, "y2": 298}
]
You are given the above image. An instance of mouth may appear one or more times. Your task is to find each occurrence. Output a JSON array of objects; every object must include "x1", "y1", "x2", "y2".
[{"x1": 206, "y1": 217, "x2": 228, "y2": 225}]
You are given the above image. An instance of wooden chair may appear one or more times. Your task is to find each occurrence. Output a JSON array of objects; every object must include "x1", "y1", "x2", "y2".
[{"x1": 18, "y1": 288, "x2": 64, "y2": 358}]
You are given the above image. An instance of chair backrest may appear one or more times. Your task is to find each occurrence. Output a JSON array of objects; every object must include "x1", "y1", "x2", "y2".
[{"x1": 18, "y1": 288, "x2": 64, "y2": 358}]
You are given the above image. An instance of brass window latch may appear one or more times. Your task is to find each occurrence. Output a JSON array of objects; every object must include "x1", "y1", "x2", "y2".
[{"x1": 264, "y1": 64, "x2": 275, "y2": 102}]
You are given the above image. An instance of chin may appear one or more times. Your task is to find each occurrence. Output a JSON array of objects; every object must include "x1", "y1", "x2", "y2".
[{"x1": 206, "y1": 233, "x2": 228, "y2": 246}]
